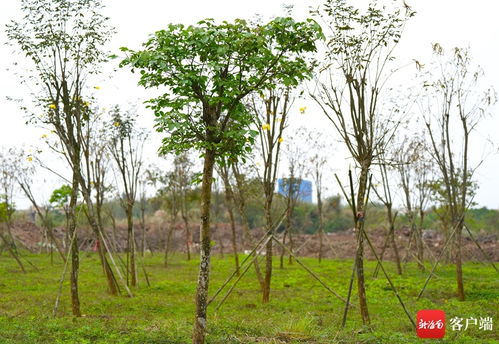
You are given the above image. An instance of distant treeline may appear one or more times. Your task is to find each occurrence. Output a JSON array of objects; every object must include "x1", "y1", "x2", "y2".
[{"x1": 16, "y1": 191, "x2": 498, "y2": 234}]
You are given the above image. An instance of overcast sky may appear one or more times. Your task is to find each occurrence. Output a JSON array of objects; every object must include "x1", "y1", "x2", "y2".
[{"x1": 0, "y1": 0, "x2": 498, "y2": 209}]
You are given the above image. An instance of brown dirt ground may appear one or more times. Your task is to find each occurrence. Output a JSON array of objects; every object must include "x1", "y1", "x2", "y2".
[{"x1": 7, "y1": 220, "x2": 498, "y2": 263}]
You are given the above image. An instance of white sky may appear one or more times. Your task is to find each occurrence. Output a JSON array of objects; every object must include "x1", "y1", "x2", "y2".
[{"x1": 0, "y1": 0, "x2": 498, "y2": 209}]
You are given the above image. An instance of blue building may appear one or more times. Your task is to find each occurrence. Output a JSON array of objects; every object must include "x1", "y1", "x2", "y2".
[{"x1": 277, "y1": 178, "x2": 313, "y2": 203}]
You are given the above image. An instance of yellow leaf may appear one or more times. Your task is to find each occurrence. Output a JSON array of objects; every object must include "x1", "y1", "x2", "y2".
[
  {"x1": 48, "y1": 104, "x2": 57, "y2": 109},
  {"x1": 94, "y1": 86, "x2": 101, "y2": 90},
  {"x1": 261, "y1": 123, "x2": 270, "y2": 130},
  {"x1": 278, "y1": 137, "x2": 284, "y2": 143}
]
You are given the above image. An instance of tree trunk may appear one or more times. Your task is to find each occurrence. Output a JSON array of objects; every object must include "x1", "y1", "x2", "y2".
[
  {"x1": 287, "y1": 219, "x2": 294, "y2": 265},
  {"x1": 78, "y1": 171, "x2": 120, "y2": 295},
  {"x1": 95, "y1": 201, "x2": 120, "y2": 295},
  {"x1": 219, "y1": 167, "x2": 240, "y2": 274},
  {"x1": 225, "y1": 194, "x2": 240, "y2": 276},
  {"x1": 280, "y1": 229, "x2": 287, "y2": 269},
  {"x1": 126, "y1": 204, "x2": 137, "y2": 287},
  {"x1": 68, "y1": 170, "x2": 81, "y2": 317},
  {"x1": 192, "y1": 148, "x2": 216, "y2": 344},
  {"x1": 416, "y1": 211, "x2": 425, "y2": 270},
  {"x1": 455, "y1": 220, "x2": 465, "y2": 300},
  {"x1": 164, "y1": 218, "x2": 175, "y2": 267},
  {"x1": 231, "y1": 163, "x2": 265, "y2": 288},
  {"x1": 280, "y1": 196, "x2": 291, "y2": 268},
  {"x1": 317, "y1": 191, "x2": 324, "y2": 263},
  {"x1": 183, "y1": 215, "x2": 191, "y2": 261},
  {"x1": 262, "y1": 197, "x2": 273, "y2": 303},
  {"x1": 141, "y1": 205, "x2": 146, "y2": 257},
  {"x1": 387, "y1": 207, "x2": 402, "y2": 275},
  {"x1": 84, "y1": 204, "x2": 119, "y2": 295},
  {"x1": 355, "y1": 167, "x2": 370, "y2": 325}
]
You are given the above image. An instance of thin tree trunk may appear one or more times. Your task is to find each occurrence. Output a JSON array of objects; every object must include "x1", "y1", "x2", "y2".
[
  {"x1": 141, "y1": 204, "x2": 146, "y2": 257},
  {"x1": 231, "y1": 164, "x2": 264, "y2": 288},
  {"x1": 287, "y1": 220, "x2": 294, "y2": 265},
  {"x1": 280, "y1": 196, "x2": 292, "y2": 268},
  {"x1": 225, "y1": 196, "x2": 239, "y2": 275},
  {"x1": 280, "y1": 230, "x2": 287, "y2": 269},
  {"x1": 317, "y1": 191, "x2": 324, "y2": 263},
  {"x1": 416, "y1": 211, "x2": 425, "y2": 270},
  {"x1": 387, "y1": 207, "x2": 402, "y2": 275},
  {"x1": 219, "y1": 166, "x2": 240, "y2": 275},
  {"x1": 455, "y1": 220, "x2": 465, "y2": 300},
  {"x1": 95, "y1": 201, "x2": 120, "y2": 295},
  {"x1": 164, "y1": 219, "x2": 175, "y2": 267},
  {"x1": 84, "y1": 207, "x2": 119, "y2": 295},
  {"x1": 126, "y1": 205, "x2": 137, "y2": 287},
  {"x1": 262, "y1": 197, "x2": 273, "y2": 303},
  {"x1": 68, "y1": 170, "x2": 81, "y2": 317},
  {"x1": 183, "y1": 215, "x2": 191, "y2": 260},
  {"x1": 456, "y1": 118, "x2": 468, "y2": 301},
  {"x1": 192, "y1": 148, "x2": 216, "y2": 344},
  {"x1": 217, "y1": 224, "x2": 224, "y2": 259},
  {"x1": 355, "y1": 168, "x2": 370, "y2": 325}
]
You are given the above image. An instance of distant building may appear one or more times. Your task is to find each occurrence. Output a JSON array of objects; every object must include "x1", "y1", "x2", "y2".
[{"x1": 277, "y1": 178, "x2": 313, "y2": 203}]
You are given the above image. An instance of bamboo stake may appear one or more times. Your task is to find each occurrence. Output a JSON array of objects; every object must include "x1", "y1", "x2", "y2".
[
  {"x1": 416, "y1": 218, "x2": 462, "y2": 300},
  {"x1": 53, "y1": 227, "x2": 78, "y2": 316},
  {"x1": 464, "y1": 224, "x2": 498, "y2": 273},
  {"x1": 273, "y1": 236, "x2": 351, "y2": 306},
  {"x1": 98, "y1": 229, "x2": 133, "y2": 298},
  {"x1": 208, "y1": 212, "x2": 286, "y2": 306},
  {"x1": 215, "y1": 236, "x2": 272, "y2": 311},
  {"x1": 341, "y1": 259, "x2": 357, "y2": 328}
]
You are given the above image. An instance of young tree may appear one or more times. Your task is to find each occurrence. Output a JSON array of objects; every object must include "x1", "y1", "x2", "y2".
[
  {"x1": 108, "y1": 106, "x2": 148, "y2": 287},
  {"x1": 307, "y1": 130, "x2": 330, "y2": 263},
  {"x1": 49, "y1": 184, "x2": 72, "y2": 254},
  {"x1": 0, "y1": 148, "x2": 25, "y2": 272},
  {"x1": 163, "y1": 168, "x2": 180, "y2": 267},
  {"x1": 394, "y1": 135, "x2": 432, "y2": 270},
  {"x1": 251, "y1": 86, "x2": 292, "y2": 302},
  {"x1": 310, "y1": 0, "x2": 413, "y2": 324},
  {"x1": 12, "y1": 149, "x2": 66, "y2": 261},
  {"x1": 120, "y1": 18, "x2": 321, "y2": 343},
  {"x1": 280, "y1": 126, "x2": 310, "y2": 267},
  {"x1": 7, "y1": 0, "x2": 113, "y2": 316},
  {"x1": 80, "y1": 110, "x2": 128, "y2": 296},
  {"x1": 231, "y1": 160, "x2": 265, "y2": 286},
  {"x1": 216, "y1": 159, "x2": 240, "y2": 275},
  {"x1": 211, "y1": 177, "x2": 225, "y2": 258},
  {"x1": 371, "y1": 153, "x2": 402, "y2": 275},
  {"x1": 174, "y1": 153, "x2": 195, "y2": 261},
  {"x1": 419, "y1": 45, "x2": 496, "y2": 300},
  {"x1": 138, "y1": 179, "x2": 148, "y2": 256}
]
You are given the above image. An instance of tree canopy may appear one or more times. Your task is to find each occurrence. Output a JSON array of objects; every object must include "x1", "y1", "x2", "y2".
[{"x1": 120, "y1": 17, "x2": 322, "y2": 159}]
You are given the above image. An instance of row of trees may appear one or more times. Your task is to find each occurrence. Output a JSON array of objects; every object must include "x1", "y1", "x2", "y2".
[{"x1": 3, "y1": 0, "x2": 495, "y2": 343}]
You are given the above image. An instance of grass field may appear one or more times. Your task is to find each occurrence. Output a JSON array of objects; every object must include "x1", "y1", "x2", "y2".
[{"x1": 0, "y1": 252, "x2": 497, "y2": 343}]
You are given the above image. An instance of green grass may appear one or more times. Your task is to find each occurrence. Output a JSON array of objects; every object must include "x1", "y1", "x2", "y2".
[{"x1": 0, "y1": 252, "x2": 497, "y2": 343}]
